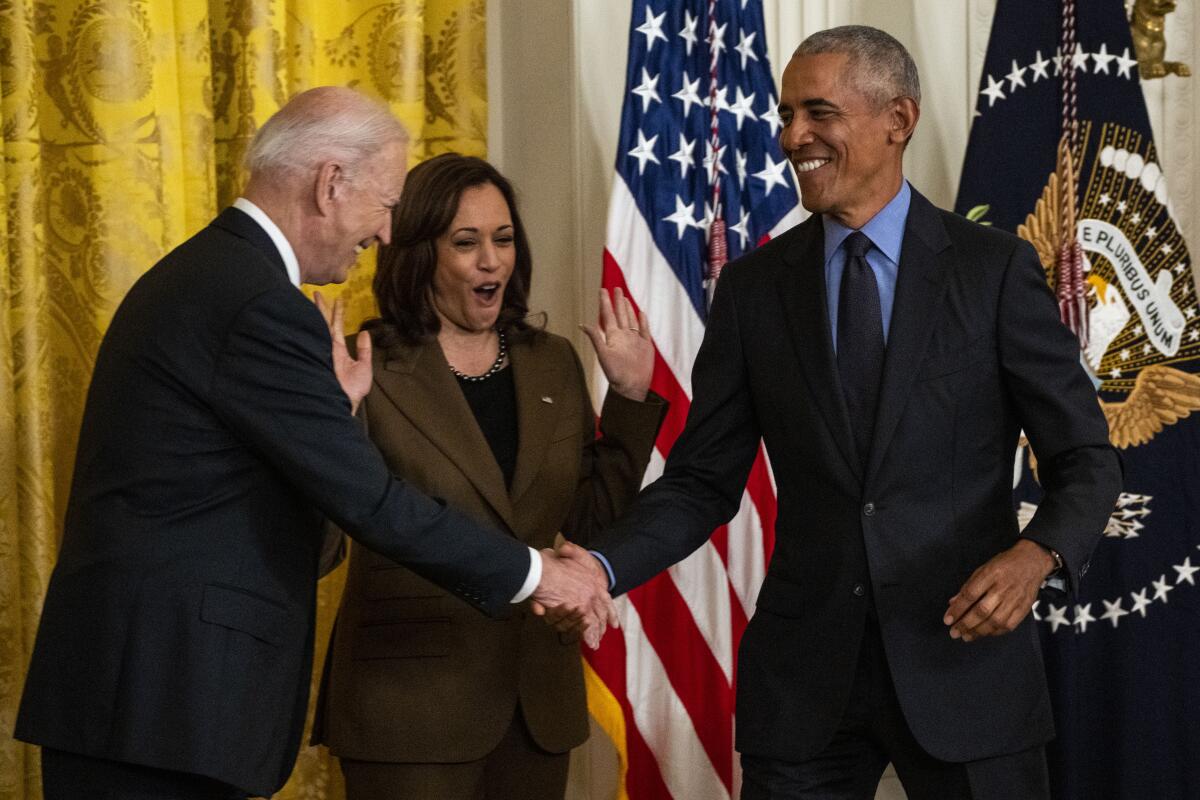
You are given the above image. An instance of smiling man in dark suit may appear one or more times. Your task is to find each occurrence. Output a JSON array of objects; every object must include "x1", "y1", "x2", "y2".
[
  {"x1": 579, "y1": 25, "x2": 1122, "y2": 800},
  {"x1": 15, "y1": 86, "x2": 613, "y2": 800}
]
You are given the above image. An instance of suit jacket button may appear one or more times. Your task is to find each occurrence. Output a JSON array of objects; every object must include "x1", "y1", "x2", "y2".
[
  {"x1": 863, "y1": 502, "x2": 875, "y2": 516},
  {"x1": 853, "y1": 583, "x2": 866, "y2": 597}
]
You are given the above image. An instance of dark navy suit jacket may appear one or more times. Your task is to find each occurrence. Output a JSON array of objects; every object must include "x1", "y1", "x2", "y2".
[
  {"x1": 15, "y1": 208, "x2": 530, "y2": 796},
  {"x1": 592, "y1": 189, "x2": 1121, "y2": 764}
]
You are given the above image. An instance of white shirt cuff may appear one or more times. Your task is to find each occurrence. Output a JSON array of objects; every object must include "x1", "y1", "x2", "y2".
[{"x1": 510, "y1": 547, "x2": 541, "y2": 603}]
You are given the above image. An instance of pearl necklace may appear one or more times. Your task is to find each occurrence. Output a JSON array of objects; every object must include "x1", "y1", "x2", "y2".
[{"x1": 449, "y1": 330, "x2": 507, "y2": 382}]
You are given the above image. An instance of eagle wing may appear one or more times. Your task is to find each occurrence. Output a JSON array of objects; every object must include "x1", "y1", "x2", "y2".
[
  {"x1": 1101, "y1": 365, "x2": 1200, "y2": 448},
  {"x1": 1017, "y1": 171, "x2": 1064, "y2": 283}
]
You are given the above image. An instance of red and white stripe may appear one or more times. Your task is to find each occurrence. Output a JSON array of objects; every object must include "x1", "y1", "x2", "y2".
[{"x1": 586, "y1": 176, "x2": 802, "y2": 799}]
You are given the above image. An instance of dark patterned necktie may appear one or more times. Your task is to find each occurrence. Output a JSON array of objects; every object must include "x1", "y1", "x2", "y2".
[{"x1": 837, "y1": 231, "x2": 885, "y2": 468}]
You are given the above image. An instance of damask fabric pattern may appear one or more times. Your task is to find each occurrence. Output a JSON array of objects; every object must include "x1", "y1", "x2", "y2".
[{"x1": 0, "y1": 2, "x2": 485, "y2": 799}]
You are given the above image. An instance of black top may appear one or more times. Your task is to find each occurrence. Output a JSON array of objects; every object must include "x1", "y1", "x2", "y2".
[{"x1": 457, "y1": 364, "x2": 519, "y2": 488}]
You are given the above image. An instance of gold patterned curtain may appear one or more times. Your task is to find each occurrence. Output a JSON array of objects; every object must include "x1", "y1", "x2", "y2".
[{"x1": 0, "y1": 2, "x2": 486, "y2": 798}]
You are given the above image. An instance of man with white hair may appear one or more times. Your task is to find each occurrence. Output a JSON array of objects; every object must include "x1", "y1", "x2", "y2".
[{"x1": 15, "y1": 87, "x2": 611, "y2": 800}]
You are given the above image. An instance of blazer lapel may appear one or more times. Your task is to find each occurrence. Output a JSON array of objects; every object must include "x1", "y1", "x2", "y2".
[
  {"x1": 372, "y1": 340, "x2": 517, "y2": 530},
  {"x1": 508, "y1": 338, "x2": 565, "y2": 508},
  {"x1": 776, "y1": 217, "x2": 862, "y2": 484},
  {"x1": 865, "y1": 189, "x2": 953, "y2": 483}
]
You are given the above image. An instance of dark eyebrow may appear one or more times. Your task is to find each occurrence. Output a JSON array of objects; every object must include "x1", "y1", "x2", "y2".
[
  {"x1": 451, "y1": 224, "x2": 514, "y2": 235},
  {"x1": 802, "y1": 98, "x2": 838, "y2": 109}
]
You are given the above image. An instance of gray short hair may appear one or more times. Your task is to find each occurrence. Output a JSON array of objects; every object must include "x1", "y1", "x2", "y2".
[
  {"x1": 794, "y1": 25, "x2": 921, "y2": 108},
  {"x1": 245, "y1": 86, "x2": 409, "y2": 181}
]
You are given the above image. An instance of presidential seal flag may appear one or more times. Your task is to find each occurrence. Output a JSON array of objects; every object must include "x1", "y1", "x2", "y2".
[
  {"x1": 582, "y1": 1, "x2": 801, "y2": 797},
  {"x1": 956, "y1": 1, "x2": 1200, "y2": 798}
]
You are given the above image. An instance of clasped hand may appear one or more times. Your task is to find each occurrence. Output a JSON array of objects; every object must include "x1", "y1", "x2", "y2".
[{"x1": 530, "y1": 541, "x2": 619, "y2": 649}]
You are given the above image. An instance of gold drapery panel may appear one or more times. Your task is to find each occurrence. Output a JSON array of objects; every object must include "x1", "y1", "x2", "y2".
[{"x1": 0, "y1": 2, "x2": 486, "y2": 798}]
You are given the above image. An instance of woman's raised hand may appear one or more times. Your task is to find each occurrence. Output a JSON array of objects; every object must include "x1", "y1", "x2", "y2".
[{"x1": 581, "y1": 287, "x2": 654, "y2": 402}]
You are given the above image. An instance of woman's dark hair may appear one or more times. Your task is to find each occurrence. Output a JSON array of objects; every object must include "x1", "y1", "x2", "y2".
[{"x1": 368, "y1": 153, "x2": 537, "y2": 346}]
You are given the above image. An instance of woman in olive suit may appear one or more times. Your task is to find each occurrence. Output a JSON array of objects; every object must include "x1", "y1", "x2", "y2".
[{"x1": 313, "y1": 154, "x2": 666, "y2": 800}]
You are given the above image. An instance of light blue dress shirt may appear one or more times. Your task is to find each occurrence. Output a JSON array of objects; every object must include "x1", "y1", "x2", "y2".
[{"x1": 823, "y1": 180, "x2": 912, "y2": 352}]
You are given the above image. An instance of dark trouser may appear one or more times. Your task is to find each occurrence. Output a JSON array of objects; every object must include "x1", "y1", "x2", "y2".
[
  {"x1": 339, "y1": 705, "x2": 570, "y2": 800},
  {"x1": 41, "y1": 747, "x2": 247, "y2": 800},
  {"x1": 741, "y1": 617, "x2": 1051, "y2": 800}
]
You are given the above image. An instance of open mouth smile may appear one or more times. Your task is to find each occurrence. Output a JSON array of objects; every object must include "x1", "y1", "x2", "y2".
[{"x1": 474, "y1": 282, "x2": 502, "y2": 302}]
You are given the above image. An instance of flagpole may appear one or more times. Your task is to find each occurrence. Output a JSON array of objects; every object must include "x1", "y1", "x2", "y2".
[
  {"x1": 705, "y1": 0, "x2": 729, "y2": 306},
  {"x1": 1057, "y1": 0, "x2": 1090, "y2": 349}
]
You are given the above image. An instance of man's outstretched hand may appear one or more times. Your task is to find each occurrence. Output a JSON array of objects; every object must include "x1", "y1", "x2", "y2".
[{"x1": 530, "y1": 541, "x2": 619, "y2": 649}]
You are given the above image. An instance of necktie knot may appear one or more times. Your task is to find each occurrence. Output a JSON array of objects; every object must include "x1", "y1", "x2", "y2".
[{"x1": 844, "y1": 231, "x2": 873, "y2": 260}]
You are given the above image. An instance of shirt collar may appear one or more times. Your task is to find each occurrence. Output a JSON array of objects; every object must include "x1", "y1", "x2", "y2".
[
  {"x1": 822, "y1": 179, "x2": 912, "y2": 266},
  {"x1": 232, "y1": 197, "x2": 302, "y2": 288}
]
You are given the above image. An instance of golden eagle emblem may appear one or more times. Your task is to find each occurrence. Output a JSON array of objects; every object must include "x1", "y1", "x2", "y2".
[{"x1": 1017, "y1": 122, "x2": 1200, "y2": 449}]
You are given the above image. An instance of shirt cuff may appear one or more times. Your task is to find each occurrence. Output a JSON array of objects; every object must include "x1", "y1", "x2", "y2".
[
  {"x1": 510, "y1": 547, "x2": 542, "y2": 603},
  {"x1": 1041, "y1": 574, "x2": 1068, "y2": 593},
  {"x1": 590, "y1": 550, "x2": 617, "y2": 591}
]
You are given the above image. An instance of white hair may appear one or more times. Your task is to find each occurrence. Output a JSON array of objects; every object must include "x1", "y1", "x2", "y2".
[{"x1": 245, "y1": 86, "x2": 409, "y2": 181}]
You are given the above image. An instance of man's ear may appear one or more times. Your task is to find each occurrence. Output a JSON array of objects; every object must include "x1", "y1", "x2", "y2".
[
  {"x1": 313, "y1": 160, "x2": 344, "y2": 216},
  {"x1": 888, "y1": 96, "x2": 920, "y2": 145}
]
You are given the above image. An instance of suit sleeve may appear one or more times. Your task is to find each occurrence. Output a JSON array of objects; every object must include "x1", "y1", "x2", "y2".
[
  {"x1": 590, "y1": 269, "x2": 764, "y2": 595},
  {"x1": 316, "y1": 518, "x2": 347, "y2": 578},
  {"x1": 209, "y1": 284, "x2": 530, "y2": 616},
  {"x1": 559, "y1": 343, "x2": 667, "y2": 546},
  {"x1": 997, "y1": 239, "x2": 1123, "y2": 590}
]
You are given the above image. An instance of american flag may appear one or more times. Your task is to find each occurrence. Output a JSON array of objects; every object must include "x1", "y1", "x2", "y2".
[{"x1": 583, "y1": 2, "x2": 802, "y2": 797}]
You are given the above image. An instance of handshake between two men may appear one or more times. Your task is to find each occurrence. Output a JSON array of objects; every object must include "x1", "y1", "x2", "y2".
[
  {"x1": 530, "y1": 542, "x2": 617, "y2": 649},
  {"x1": 317, "y1": 284, "x2": 656, "y2": 654}
]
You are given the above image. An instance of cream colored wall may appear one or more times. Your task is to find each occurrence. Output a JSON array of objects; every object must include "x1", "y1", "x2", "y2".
[{"x1": 486, "y1": 2, "x2": 1200, "y2": 798}]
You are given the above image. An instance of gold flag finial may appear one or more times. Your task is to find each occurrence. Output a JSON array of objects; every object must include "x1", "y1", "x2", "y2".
[{"x1": 1130, "y1": 0, "x2": 1191, "y2": 78}]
